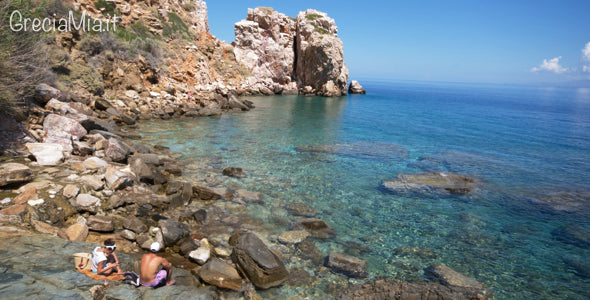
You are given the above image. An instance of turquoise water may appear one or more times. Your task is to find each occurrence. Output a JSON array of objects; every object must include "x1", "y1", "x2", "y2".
[{"x1": 138, "y1": 81, "x2": 590, "y2": 299}]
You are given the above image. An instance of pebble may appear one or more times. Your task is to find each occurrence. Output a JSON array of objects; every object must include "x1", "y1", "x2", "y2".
[{"x1": 28, "y1": 199, "x2": 45, "y2": 206}]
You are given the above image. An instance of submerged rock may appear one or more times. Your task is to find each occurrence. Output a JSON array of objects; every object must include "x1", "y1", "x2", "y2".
[
  {"x1": 534, "y1": 191, "x2": 590, "y2": 213},
  {"x1": 292, "y1": 218, "x2": 336, "y2": 239},
  {"x1": 285, "y1": 202, "x2": 317, "y2": 217},
  {"x1": 563, "y1": 255, "x2": 590, "y2": 278},
  {"x1": 338, "y1": 278, "x2": 493, "y2": 300},
  {"x1": 381, "y1": 172, "x2": 479, "y2": 196},
  {"x1": 296, "y1": 141, "x2": 408, "y2": 161},
  {"x1": 222, "y1": 167, "x2": 245, "y2": 178},
  {"x1": 230, "y1": 232, "x2": 289, "y2": 289},
  {"x1": 424, "y1": 264, "x2": 487, "y2": 291},
  {"x1": 326, "y1": 252, "x2": 367, "y2": 278},
  {"x1": 552, "y1": 225, "x2": 590, "y2": 248}
]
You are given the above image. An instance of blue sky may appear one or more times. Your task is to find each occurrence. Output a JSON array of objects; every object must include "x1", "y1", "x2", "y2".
[{"x1": 206, "y1": 1, "x2": 590, "y2": 86}]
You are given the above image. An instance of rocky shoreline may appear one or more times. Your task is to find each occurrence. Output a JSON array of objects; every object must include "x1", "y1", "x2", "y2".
[{"x1": 0, "y1": 83, "x2": 494, "y2": 299}]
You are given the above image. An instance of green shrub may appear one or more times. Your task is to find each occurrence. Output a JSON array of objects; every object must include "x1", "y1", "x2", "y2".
[
  {"x1": 306, "y1": 13, "x2": 323, "y2": 21},
  {"x1": 94, "y1": 0, "x2": 117, "y2": 16},
  {"x1": 162, "y1": 12, "x2": 191, "y2": 40}
]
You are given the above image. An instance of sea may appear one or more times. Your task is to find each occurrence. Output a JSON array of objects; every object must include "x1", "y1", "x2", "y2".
[{"x1": 137, "y1": 80, "x2": 590, "y2": 299}]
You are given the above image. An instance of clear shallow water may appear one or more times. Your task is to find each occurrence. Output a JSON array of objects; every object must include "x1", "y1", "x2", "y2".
[{"x1": 138, "y1": 81, "x2": 590, "y2": 299}]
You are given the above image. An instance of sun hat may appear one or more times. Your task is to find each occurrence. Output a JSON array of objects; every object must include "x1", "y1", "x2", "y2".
[{"x1": 150, "y1": 242, "x2": 161, "y2": 252}]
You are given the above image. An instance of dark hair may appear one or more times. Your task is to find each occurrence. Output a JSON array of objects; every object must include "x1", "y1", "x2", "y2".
[{"x1": 104, "y1": 238, "x2": 116, "y2": 247}]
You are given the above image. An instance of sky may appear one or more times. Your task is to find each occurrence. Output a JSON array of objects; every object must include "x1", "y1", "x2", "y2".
[{"x1": 206, "y1": 1, "x2": 590, "y2": 86}]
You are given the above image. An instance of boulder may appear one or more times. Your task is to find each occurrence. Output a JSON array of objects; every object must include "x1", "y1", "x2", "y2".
[
  {"x1": 348, "y1": 80, "x2": 366, "y2": 94},
  {"x1": 0, "y1": 204, "x2": 26, "y2": 216},
  {"x1": 31, "y1": 220, "x2": 62, "y2": 236},
  {"x1": 230, "y1": 232, "x2": 288, "y2": 289},
  {"x1": 180, "y1": 238, "x2": 199, "y2": 257},
  {"x1": 292, "y1": 218, "x2": 336, "y2": 239},
  {"x1": 222, "y1": 167, "x2": 245, "y2": 178},
  {"x1": 326, "y1": 252, "x2": 367, "y2": 278},
  {"x1": 25, "y1": 143, "x2": 64, "y2": 166},
  {"x1": 122, "y1": 216, "x2": 148, "y2": 234},
  {"x1": 130, "y1": 157, "x2": 155, "y2": 184},
  {"x1": 0, "y1": 163, "x2": 34, "y2": 187},
  {"x1": 66, "y1": 223, "x2": 89, "y2": 241},
  {"x1": 199, "y1": 258, "x2": 243, "y2": 291},
  {"x1": 34, "y1": 83, "x2": 61, "y2": 104},
  {"x1": 14, "y1": 187, "x2": 37, "y2": 204},
  {"x1": 105, "y1": 138, "x2": 131, "y2": 163},
  {"x1": 121, "y1": 229, "x2": 137, "y2": 241},
  {"x1": 381, "y1": 172, "x2": 479, "y2": 196},
  {"x1": 83, "y1": 157, "x2": 108, "y2": 169},
  {"x1": 94, "y1": 98, "x2": 112, "y2": 111},
  {"x1": 43, "y1": 114, "x2": 87, "y2": 151},
  {"x1": 104, "y1": 165, "x2": 134, "y2": 190},
  {"x1": 189, "y1": 247, "x2": 211, "y2": 265},
  {"x1": 75, "y1": 194, "x2": 101, "y2": 213},
  {"x1": 73, "y1": 141, "x2": 93, "y2": 156},
  {"x1": 278, "y1": 230, "x2": 310, "y2": 245},
  {"x1": 424, "y1": 264, "x2": 486, "y2": 290},
  {"x1": 158, "y1": 219, "x2": 188, "y2": 246},
  {"x1": 87, "y1": 215, "x2": 114, "y2": 232}
]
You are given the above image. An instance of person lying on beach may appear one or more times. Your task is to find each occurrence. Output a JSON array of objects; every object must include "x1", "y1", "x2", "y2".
[
  {"x1": 139, "y1": 242, "x2": 175, "y2": 287},
  {"x1": 91, "y1": 238, "x2": 124, "y2": 275}
]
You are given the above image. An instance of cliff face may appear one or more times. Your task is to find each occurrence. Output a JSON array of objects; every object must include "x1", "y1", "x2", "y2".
[
  {"x1": 233, "y1": 7, "x2": 349, "y2": 96},
  {"x1": 233, "y1": 8, "x2": 298, "y2": 95},
  {"x1": 295, "y1": 9, "x2": 349, "y2": 96}
]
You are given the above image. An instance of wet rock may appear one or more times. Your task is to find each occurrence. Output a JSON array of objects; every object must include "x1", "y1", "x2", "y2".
[
  {"x1": 292, "y1": 218, "x2": 336, "y2": 239},
  {"x1": 424, "y1": 264, "x2": 486, "y2": 291},
  {"x1": 94, "y1": 98, "x2": 112, "y2": 111},
  {"x1": 130, "y1": 157, "x2": 155, "y2": 184},
  {"x1": 213, "y1": 247, "x2": 231, "y2": 259},
  {"x1": 296, "y1": 142, "x2": 408, "y2": 161},
  {"x1": 552, "y1": 225, "x2": 590, "y2": 248},
  {"x1": 381, "y1": 172, "x2": 479, "y2": 196},
  {"x1": 87, "y1": 215, "x2": 114, "y2": 232},
  {"x1": 105, "y1": 138, "x2": 131, "y2": 163},
  {"x1": 158, "y1": 219, "x2": 188, "y2": 246},
  {"x1": 34, "y1": 83, "x2": 61, "y2": 104},
  {"x1": 14, "y1": 186, "x2": 37, "y2": 204},
  {"x1": 62, "y1": 184, "x2": 80, "y2": 199},
  {"x1": 66, "y1": 223, "x2": 89, "y2": 241},
  {"x1": 104, "y1": 165, "x2": 134, "y2": 190},
  {"x1": 193, "y1": 209, "x2": 207, "y2": 224},
  {"x1": 129, "y1": 153, "x2": 160, "y2": 166},
  {"x1": 122, "y1": 216, "x2": 148, "y2": 234},
  {"x1": 230, "y1": 232, "x2": 289, "y2": 289},
  {"x1": 189, "y1": 247, "x2": 211, "y2": 265},
  {"x1": 192, "y1": 185, "x2": 221, "y2": 200},
  {"x1": 82, "y1": 156, "x2": 108, "y2": 169},
  {"x1": 338, "y1": 279, "x2": 493, "y2": 300},
  {"x1": 0, "y1": 163, "x2": 34, "y2": 187},
  {"x1": 74, "y1": 194, "x2": 101, "y2": 213},
  {"x1": 326, "y1": 252, "x2": 367, "y2": 278},
  {"x1": 222, "y1": 167, "x2": 245, "y2": 178},
  {"x1": 285, "y1": 202, "x2": 317, "y2": 217},
  {"x1": 278, "y1": 230, "x2": 310, "y2": 245},
  {"x1": 25, "y1": 143, "x2": 64, "y2": 166},
  {"x1": 235, "y1": 189, "x2": 264, "y2": 204},
  {"x1": 295, "y1": 240, "x2": 323, "y2": 264},
  {"x1": 348, "y1": 80, "x2": 366, "y2": 94},
  {"x1": 199, "y1": 258, "x2": 243, "y2": 291}
]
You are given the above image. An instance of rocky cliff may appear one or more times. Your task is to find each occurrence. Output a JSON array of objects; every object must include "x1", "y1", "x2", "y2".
[{"x1": 233, "y1": 7, "x2": 350, "y2": 96}]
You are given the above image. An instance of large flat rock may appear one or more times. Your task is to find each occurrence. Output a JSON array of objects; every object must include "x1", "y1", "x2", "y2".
[{"x1": 381, "y1": 172, "x2": 479, "y2": 196}]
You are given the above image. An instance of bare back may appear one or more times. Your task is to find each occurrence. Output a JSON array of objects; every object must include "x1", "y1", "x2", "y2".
[{"x1": 140, "y1": 253, "x2": 166, "y2": 284}]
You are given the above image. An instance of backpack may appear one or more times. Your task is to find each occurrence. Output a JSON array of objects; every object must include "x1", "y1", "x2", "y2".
[{"x1": 124, "y1": 271, "x2": 141, "y2": 287}]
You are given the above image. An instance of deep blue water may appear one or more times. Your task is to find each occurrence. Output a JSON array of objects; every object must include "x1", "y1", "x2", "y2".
[{"x1": 138, "y1": 81, "x2": 590, "y2": 299}]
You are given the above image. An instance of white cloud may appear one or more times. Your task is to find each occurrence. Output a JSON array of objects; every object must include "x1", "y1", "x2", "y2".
[
  {"x1": 531, "y1": 56, "x2": 568, "y2": 74},
  {"x1": 582, "y1": 42, "x2": 590, "y2": 72}
]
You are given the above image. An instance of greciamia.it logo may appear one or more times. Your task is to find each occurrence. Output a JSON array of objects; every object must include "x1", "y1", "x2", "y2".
[{"x1": 10, "y1": 10, "x2": 117, "y2": 33}]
